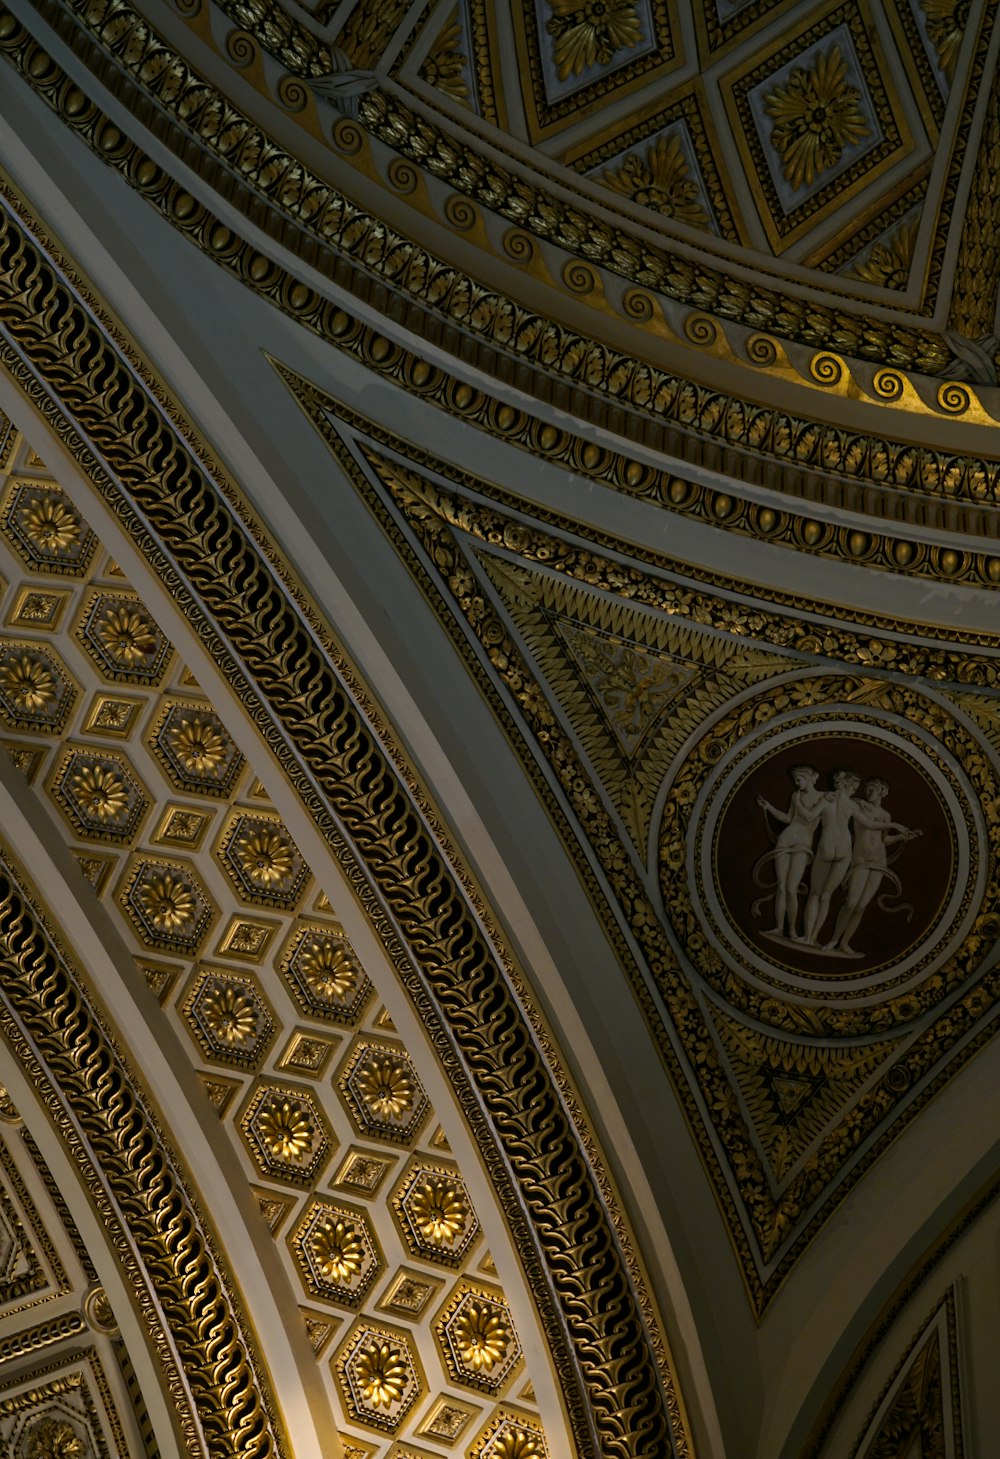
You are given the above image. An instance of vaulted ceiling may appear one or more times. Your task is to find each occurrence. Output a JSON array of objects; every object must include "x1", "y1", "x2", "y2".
[{"x1": 0, "y1": 2, "x2": 999, "y2": 1459}]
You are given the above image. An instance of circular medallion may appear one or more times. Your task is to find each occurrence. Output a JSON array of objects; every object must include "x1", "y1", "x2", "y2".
[
  {"x1": 712, "y1": 733, "x2": 955, "y2": 984},
  {"x1": 670, "y1": 692, "x2": 988, "y2": 1022}
]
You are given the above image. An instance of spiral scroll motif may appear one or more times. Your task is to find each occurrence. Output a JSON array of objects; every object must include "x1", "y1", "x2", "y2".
[
  {"x1": 225, "y1": 28, "x2": 258, "y2": 67},
  {"x1": 683, "y1": 312, "x2": 717, "y2": 347},
  {"x1": 809, "y1": 351, "x2": 844, "y2": 386},
  {"x1": 937, "y1": 380, "x2": 972, "y2": 414},
  {"x1": 276, "y1": 73, "x2": 308, "y2": 112},
  {"x1": 445, "y1": 193, "x2": 478, "y2": 231},
  {"x1": 621, "y1": 288, "x2": 654, "y2": 322},
  {"x1": 562, "y1": 261, "x2": 598, "y2": 295},
  {"x1": 873, "y1": 368, "x2": 905, "y2": 401},
  {"x1": 745, "y1": 333, "x2": 778, "y2": 366}
]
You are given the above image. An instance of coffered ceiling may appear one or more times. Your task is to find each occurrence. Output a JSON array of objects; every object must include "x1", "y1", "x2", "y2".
[{"x1": 1, "y1": 1, "x2": 1000, "y2": 1458}]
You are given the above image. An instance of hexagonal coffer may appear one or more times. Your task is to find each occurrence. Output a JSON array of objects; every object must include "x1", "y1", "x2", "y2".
[
  {"x1": 3, "y1": 481, "x2": 96, "y2": 575},
  {"x1": 118, "y1": 856, "x2": 216, "y2": 953},
  {"x1": 435, "y1": 1281, "x2": 522, "y2": 1396},
  {"x1": 280, "y1": 921, "x2": 372, "y2": 1024},
  {"x1": 182, "y1": 968, "x2": 275, "y2": 1069},
  {"x1": 76, "y1": 591, "x2": 171, "y2": 684},
  {"x1": 334, "y1": 1320, "x2": 423, "y2": 1434},
  {"x1": 149, "y1": 696, "x2": 244, "y2": 796},
  {"x1": 338, "y1": 1039, "x2": 430, "y2": 1146},
  {"x1": 392, "y1": 1158, "x2": 480, "y2": 1267},
  {"x1": 0, "y1": 641, "x2": 76, "y2": 732},
  {"x1": 217, "y1": 810, "x2": 309, "y2": 909},
  {"x1": 290, "y1": 1197, "x2": 383, "y2": 1309},
  {"x1": 50, "y1": 744, "x2": 148, "y2": 842},
  {"x1": 238, "y1": 1080, "x2": 334, "y2": 1186}
]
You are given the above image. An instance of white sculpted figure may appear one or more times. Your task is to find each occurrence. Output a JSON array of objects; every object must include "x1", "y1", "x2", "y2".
[
  {"x1": 801, "y1": 769, "x2": 862, "y2": 946},
  {"x1": 823, "y1": 777, "x2": 921, "y2": 954},
  {"x1": 755, "y1": 765, "x2": 824, "y2": 940}
]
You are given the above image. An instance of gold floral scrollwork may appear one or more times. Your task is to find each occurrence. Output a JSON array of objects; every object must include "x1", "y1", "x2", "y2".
[
  {"x1": 545, "y1": 0, "x2": 642, "y2": 80},
  {"x1": 420, "y1": 7, "x2": 469, "y2": 101},
  {"x1": 601, "y1": 137, "x2": 708, "y2": 228},
  {"x1": 764, "y1": 46, "x2": 871, "y2": 190}
]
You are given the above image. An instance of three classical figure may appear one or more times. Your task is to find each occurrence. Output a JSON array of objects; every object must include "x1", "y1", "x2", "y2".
[{"x1": 754, "y1": 766, "x2": 921, "y2": 955}]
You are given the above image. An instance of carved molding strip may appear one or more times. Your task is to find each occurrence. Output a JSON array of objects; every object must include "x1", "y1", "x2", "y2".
[{"x1": 0, "y1": 169, "x2": 687, "y2": 1458}]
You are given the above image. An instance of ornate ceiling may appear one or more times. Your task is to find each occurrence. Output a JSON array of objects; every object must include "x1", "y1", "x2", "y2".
[{"x1": 0, "y1": 0, "x2": 999, "y2": 1458}]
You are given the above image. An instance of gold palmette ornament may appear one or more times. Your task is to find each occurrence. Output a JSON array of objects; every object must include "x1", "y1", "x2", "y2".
[
  {"x1": 545, "y1": 0, "x2": 642, "y2": 80},
  {"x1": 139, "y1": 871, "x2": 195, "y2": 931},
  {"x1": 0, "y1": 654, "x2": 54, "y2": 709},
  {"x1": 255, "y1": 1098, "x2": 315, "y2": 1162},
  {"x1": 764, "y1": 46, "x2": 871, "y2": 190}
]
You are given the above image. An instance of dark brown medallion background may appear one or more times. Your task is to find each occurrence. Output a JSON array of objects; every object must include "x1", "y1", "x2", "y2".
[{"x1": 715, "y1": 736, "x2": 955, "y2": 978}]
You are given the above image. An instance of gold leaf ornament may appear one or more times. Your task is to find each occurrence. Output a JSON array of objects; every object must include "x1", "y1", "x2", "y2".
[
  {"x1": 355, "y1": 1339, "x2": 411, "y2": 1407},
  {"x1": 309, "y1": 1214, "x2": 367, "y2": 1282},
  {"x1": 71, "y1": 763, "x2": 129, "y2": 821},
  {"x1": 139, "y1": 871, "x2": 195, "y2": 930},
  {"x1": 454, "y1": 1299, "x2": 511, "y2": 1370},
  {"x1": 764, "y1": 46, "x2": 871, "y2": 190},
  {"x1": 256, "y1": 1097, "x2": 315, "y2": 1161},
  {"x1": 301, "y1": 936, "x2": 357, "y2": 1000},
  {"x1": 96, "y1": 605, "x2": 158, "y2": 666},
  {"x1": 545, "y1": 0, "x2": 642, "y2": 81},
  {"x1": 169, "y1": 714, "x2": 227, "y2": 773},
  {"x1": 357, "y1": 1052, "x2": 413, "y2": 1119},
  {"x1": 23, "y1": 495, "x2": 80, "y2": 550},
  {"x1": 236, "y1": 827, "x2": 295, "y2": 887},
  {"x1": 852, "y1": 220, "x2": 917, "y2": 289},
  {"x1": 410, "y1": 1176, "x2": 468, "y2": 1243},
  {"x1": 25, "y1": 1420, "x2": 86, "y2": 1459},
  {"x1": 201, "y1": 982, "x2": 259, "y2": 1045},
  {"x1": 922, "y1": 0, "x2": 966, "y2": 79},
  {"x1": 0, "y1": 654, "x2": 54, "y2": 709},
  {"x1": 602, "y1": 135, "x2": 707, "y2": 227}
]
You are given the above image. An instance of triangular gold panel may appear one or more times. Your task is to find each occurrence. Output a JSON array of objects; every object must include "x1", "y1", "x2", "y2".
[
  {"x1": 480, "y1": 550, "x2": 797, "y2": 854},
  {"x1": 854, "y1": 1293, "x2": 961, "y2": 1459},
  {"x1": 419, "y1": 3, "x2": 476, "y2": 112},
  {"x1": 710, "y1": 1007, "x2": 901, "y2": 1184}
]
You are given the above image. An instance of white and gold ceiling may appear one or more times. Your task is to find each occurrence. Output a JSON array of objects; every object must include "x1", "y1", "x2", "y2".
[{"x1": 0, "y1": 1, "x2": 999, "y2": 1458}]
